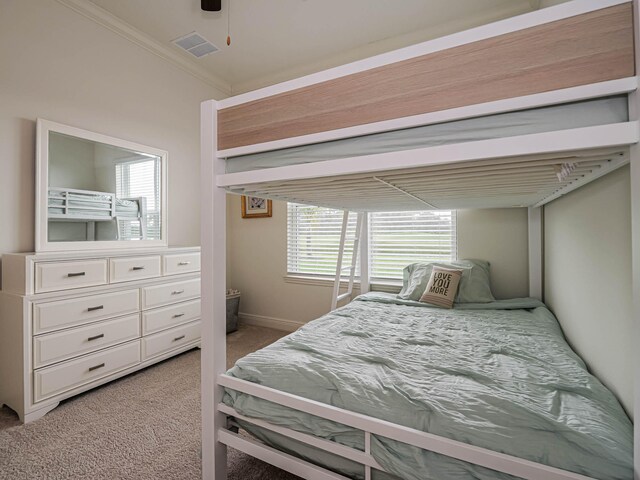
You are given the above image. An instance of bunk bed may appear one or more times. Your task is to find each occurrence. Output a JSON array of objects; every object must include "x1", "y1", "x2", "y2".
[
  {"x1": 47, "y1": 187, "x2": 147, "y2": 240},
  {"x1": 201, "y1": 0, "x2": 640, "y2": 479}
]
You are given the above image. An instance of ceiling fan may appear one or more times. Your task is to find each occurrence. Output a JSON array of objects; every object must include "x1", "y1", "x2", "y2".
[{"x1": 201, "y1": 0, "x2": 221, "y2": 11}]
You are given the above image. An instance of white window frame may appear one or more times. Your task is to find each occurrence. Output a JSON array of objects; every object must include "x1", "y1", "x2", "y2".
[{"x1": 115, "y1": 157, "x2": 162, "y2": 241}]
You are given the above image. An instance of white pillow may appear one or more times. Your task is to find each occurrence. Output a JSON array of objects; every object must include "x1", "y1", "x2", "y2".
[{"x1": 398, "y1": 259, "x2": 494, "y2": 303}]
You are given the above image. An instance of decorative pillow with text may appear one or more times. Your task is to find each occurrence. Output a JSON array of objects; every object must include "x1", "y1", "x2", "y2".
[{"x1": 419, "y1": 266, "x2": 463, "y2": 309}]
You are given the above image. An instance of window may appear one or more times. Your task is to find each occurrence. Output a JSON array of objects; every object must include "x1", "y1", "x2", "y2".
[
  {"x1": 287, "y1": 204, "x2": 456, "y2": 282},
  {"x1": 115, "y1": 159, "x2": 161, "y2": 240}
]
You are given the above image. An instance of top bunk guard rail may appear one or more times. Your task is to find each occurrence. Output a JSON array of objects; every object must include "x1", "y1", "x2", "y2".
[
  {"x1": 216, "y1": 0, "x2": 634, "y2": 155},
  {"x1": 216, "y1": 0, "x2": 632, "y2": 112},
  {"x1": 213, "y1": 0, "x2": 637, "y2": 213},
  {"x1": 48, "y1": 187, "x2": 117, "y2": 220},
  {"x1": 218, "y1": 78, "x2": 638, "y2": 160}
]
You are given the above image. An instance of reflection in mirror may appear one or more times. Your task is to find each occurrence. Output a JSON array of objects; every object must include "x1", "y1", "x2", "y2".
[{"x1": 47, "y1": 132, "x2": 162, "y2": 243}]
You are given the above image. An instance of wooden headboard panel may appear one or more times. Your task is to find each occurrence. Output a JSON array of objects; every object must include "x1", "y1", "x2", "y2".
[{"x1": 218, "y1": 4, "x2": 634, "y2": 151}]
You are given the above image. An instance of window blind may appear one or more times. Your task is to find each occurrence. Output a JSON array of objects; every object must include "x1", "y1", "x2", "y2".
[
  {"x1": 287, "y1": 204, "x2": 358, "y2": 277},
  {"x1": 115, "y1": 159, "x2": 161, "y2": 240},
  {"x1": 369, "y1": 210, "x2": 456, "y2": 281},
  {"x1": 287, "y1": 204, "x2": 456, "y2": 281}
]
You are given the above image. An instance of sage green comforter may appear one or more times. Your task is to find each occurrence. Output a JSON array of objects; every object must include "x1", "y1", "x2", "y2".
[{"x1": 223, "y1": 293, "x2": 632, "y2": 480}]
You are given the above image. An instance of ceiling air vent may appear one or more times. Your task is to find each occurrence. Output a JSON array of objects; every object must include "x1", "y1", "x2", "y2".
[{"x1": 172, "y1": 32, "x2": 219, "y2": 58}]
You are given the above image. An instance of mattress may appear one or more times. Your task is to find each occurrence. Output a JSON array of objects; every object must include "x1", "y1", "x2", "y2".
[
  {"x1": 115, "y1": 198, "x2": 140, "y2": 214},
  {"x1": 225, "y1": 96, "x2": 629, "y2": 173},
  {"x1": 223, "y1": 293, "x2": 632, "y2": 480}
]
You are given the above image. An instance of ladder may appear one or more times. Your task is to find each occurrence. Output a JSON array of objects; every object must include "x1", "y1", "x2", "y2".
[
  {"x1": 115, "y1": 216, "x2": 147, "y2": 241},
  {"x1": 331, "y1": 211, "x2": 369, "y2": 310},
  {"x1": 116, "y1": 197, "x2": 148, "y2": 241}
]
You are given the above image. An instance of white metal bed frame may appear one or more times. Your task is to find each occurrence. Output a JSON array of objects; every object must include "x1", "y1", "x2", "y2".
[
  {"x1": 201, "y1": 0, "x2": 640, "y2": 478},
  {"x1": 48, "y1": 187, "x2": 119, "y2": 222},
  {"x1": 47, "y1": 186, "x2": 148, "y2": 241}
]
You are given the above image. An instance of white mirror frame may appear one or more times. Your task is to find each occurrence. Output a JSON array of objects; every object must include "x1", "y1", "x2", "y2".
[{"x1": 36, "y1": 119, "x2": 168, "y2": 252}]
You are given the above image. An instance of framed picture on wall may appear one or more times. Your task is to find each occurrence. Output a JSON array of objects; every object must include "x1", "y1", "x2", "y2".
[{"x1": 241, "y1": 196, "x2": 272, "y2": 218}]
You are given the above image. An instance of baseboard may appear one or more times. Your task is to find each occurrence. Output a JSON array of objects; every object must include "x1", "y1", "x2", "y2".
[{"x1": 238, "y1": 312, "x2": 305, "y2": 332}]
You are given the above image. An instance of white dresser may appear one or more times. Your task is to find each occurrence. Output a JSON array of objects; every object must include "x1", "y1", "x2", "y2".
[{"x1": 0, "y1": 247, "x2": 201, "y2": 423}]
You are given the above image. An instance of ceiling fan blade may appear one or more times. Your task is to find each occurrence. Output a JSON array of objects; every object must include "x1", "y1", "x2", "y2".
[{"x1": 201, "y1": 0, "x2": 221, "y2": 12}]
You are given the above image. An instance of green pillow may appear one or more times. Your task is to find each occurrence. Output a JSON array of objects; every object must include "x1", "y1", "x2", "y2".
[{"x1": 397, "y1": 259, "x2": 494, "y2": 303}]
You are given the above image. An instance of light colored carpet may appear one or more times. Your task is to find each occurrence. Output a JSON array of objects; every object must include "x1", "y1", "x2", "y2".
[{"x1": 0, "y1": 325, "x2": 302, "y2": 480}]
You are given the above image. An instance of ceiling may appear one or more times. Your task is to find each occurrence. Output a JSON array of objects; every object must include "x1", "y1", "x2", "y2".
[{"x1": 81, "y1": 0, "x2": 548, "y2": 96}]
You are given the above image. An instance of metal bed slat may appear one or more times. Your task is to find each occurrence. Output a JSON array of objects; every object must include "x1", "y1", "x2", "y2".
[
  {"x1": 232, "y1": 150, "x2": 627, "y2": 211},
  {"x1": 250, "y1": 151, "x2": 624, "y2": 188},
  {"x1": 243, "y1": 159, "x2": 607, "y2": 191}
]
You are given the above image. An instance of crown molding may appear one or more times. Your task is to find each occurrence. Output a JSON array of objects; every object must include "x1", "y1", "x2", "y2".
[{"x1": 56, "y1": 0, "x2": 232, "y2": 98}]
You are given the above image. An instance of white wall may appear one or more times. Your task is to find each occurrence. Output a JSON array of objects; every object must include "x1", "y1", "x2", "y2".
[
  {"x1": 0, "y1": 0, "x2": 224, "y2": 256},
  {"x1": 48, "y1": 134, "x2": 97, "y2": 191},
  {"x1": 539, "y1": 0, "x2": 571, "y2": 7},
  {"x1": 457, "y1": 208, "x2": 529, "y2": 300},
  {"x1": 544, "y1": 166, "x2": 632, "y2": 417},
  {"x1": 227, "y1": 195, "x2": 529, "y2": 327}
]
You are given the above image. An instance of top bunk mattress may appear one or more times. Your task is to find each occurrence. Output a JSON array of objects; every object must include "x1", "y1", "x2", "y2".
[
  {"x1": 223, "y1": 292, "x2": 632, "y2": 480},
  {"x1": 225, "y1": 96, "x2": 629, "y2": 174}
]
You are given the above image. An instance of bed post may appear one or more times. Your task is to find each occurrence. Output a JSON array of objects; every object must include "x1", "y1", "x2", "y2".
[
  {"x1": 631, "y1": 109, "x2": 640, "y2": 480},
  {"x1": 630, "y1": 2, "x2": 640, "y2": 478},
  {"x1": 201, "y1": 99, "x2": 227, "y2": 480},
  {"x1": 359, "y1": 213, "x2": 370, "y2": 294},
  {"x1": 527, "y1": 207, "x2": 543, "y2": 301}
]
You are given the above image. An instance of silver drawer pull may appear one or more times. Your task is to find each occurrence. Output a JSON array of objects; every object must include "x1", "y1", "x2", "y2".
[
  {"x1": 173, "y1": 313, "x2": 185, "y2": 318},
  {"x1": 173, "y1": 335, "x2": 186, "y2": 342},
  {"x1": 178, "y1": 261, "x2": 191, "y2": 266},
  {"x1": 132, "y1": 266, "x2": 145, "y2": 271},
  {"x1": 87, "y1": 305, "x2": 104, "y2": 312},
  {"x1": 87, "y1": 333, "x2": 105, "y2": 341},
  {"x1": 88, "y1": 363, "x2": 105, "y2": 372},
  {"x1": 67, "y1": 272, "x2": 86, "y2": 277},
  {"x1": 172, "y1": 290, "x2": 185, "y2": 295}
]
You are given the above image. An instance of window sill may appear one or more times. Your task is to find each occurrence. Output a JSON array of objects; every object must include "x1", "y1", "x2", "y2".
[
  {"x1": 283, "y1": 274, "x2": 402, "y2": 293},
  {"x1": 283, "y1": 275, "x2": 354, "y2": 288}
]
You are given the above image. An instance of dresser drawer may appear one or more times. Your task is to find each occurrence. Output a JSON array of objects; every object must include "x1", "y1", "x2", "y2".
[
  {"x1": 34, "y1": 340, "x2": 141, "y2": 402},
  {"x1": 33, "y1": 289, "x2": 140, "y2": 334},
  {"x1": 109, "y1": 256, "x2": 161, "y2": 283},
  {"x1": 163, "y1": 252, "x2": 200, "y2": 276},
  {"x1": 34, "y1": 314, "x2": 141, "y2": 368},
  {"x1": 141, "y1": 278, "x2": 200, "y2": 309},
  {"x1": 142, "y1": 300, "x2": 200, "y2": 335},
  {"x1": 142, "y1": 321, "x2": 200, "y2": 361},
  {"x1": 35, "y1": 259, "x2": 108, "y2": 293}
]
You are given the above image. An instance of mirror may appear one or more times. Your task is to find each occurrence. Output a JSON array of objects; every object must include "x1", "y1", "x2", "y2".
[{"x1": 36, "y1": 119, "x2": 168, "y2": 252}]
